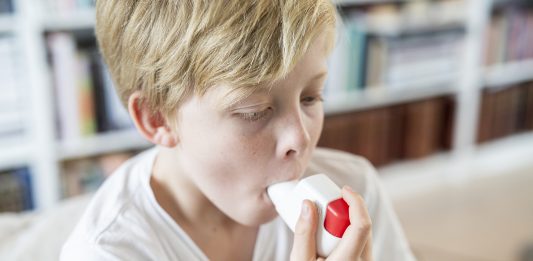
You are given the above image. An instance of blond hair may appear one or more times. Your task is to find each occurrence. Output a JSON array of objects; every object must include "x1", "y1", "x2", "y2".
[{"x1": 95, "y1": 0, "x2": 336, "y2": 121}]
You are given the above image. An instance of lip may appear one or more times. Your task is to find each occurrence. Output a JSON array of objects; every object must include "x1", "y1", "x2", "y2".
[{"x1": 262, "y1": 189, "x2": 276, "y2": 207}]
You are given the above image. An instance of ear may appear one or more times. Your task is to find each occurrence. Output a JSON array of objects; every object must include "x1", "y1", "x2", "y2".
[{"x1": 128, "y1": 91, "x2": 178, "y2": 147}]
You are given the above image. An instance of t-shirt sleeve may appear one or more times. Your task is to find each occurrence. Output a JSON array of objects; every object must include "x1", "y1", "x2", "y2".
[{"x1": 361, "y1": 160, "x2": 417, "y2": 261}]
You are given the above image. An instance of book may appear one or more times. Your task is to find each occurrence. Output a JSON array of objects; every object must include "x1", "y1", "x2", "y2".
[
  {"x1": 76, "y1": 51, "x2": 97, "y2": 136},
  {"x1": 484, "y1": 7, "x2": 533, "y2": 65},
  {"x1": 478, "y1": 82, "x2": 533, "y2": 144},
  {"x1": 402, "y1": 98, "x2": 445, "y2": 159},
  {"x1": 525, "y1": 82, "x2": 533, "y2": 130},
  {"x1": 89, "y1": 50, "x2": 132, "y2": 132},
  {"x1": 48, "y1": 33, "x2": 82, "y2": 141},
  {"x1": 61, "y1": 158, "x2": 105, "y2": 198},
  {"x1": 344, "y1": 14, "x2": 368, "y2": 91},
  {"x1": 365, "y1": 36, "x2": 386, "y2": 87},
  {"x1": 0, "y1": 36, "x2": 24, "y2": 139},
  {"x1": 319, "y1": 96, "x2": 455, "y2": 166},
  {"x1": 388, "y1": 104, "x2": 405, "y2": 162},
  {"x1": 318, "y1": 112, "x2": 355, "y2": 154},
  {"x1": 326, "y1": 19, "x2": 354, "y2": 97},
  {"x1": 478, "y1": 90, "x2": 495, "y2": 143},
  {"x1": 61, "y1": 152, "x2": 133, "y2": 197},
  {"x1": 0, "y1": 167, "x2": 33, "y2": 213},
  {"x1": 49, "y1": 32, "x2": 133, "y2": 141},
  {"x1": 0, "y1": 0, "x2": 13, "y2": 13}
]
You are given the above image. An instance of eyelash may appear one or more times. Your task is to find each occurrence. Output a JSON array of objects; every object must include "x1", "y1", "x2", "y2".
[
  {"x1": 237, "y1": 95, "x2": 324, "y2": 122},
  {"x1": 238, "y1": 110, "x2": 271, "y2": 122},
  {"x1": 301, "y1": 95, "x2": 324, "y2": 105}
]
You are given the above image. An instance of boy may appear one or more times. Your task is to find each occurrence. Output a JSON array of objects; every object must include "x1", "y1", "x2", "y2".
[{"x1": 61, "y1": 0, "x2": 415, "y2": 260}]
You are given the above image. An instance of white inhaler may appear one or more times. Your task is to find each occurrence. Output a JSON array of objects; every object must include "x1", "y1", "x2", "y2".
[{"x1": 267, "y1": 174, "x2": 350, "y2": 257}]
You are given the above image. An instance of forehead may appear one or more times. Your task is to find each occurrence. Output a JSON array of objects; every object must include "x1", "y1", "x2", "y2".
[{"x1": 209, "y1": 33, "x2": 331, "y2": 110}]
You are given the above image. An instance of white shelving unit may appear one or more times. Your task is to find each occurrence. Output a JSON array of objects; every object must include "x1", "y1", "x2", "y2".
[
  {"x1": 3, "y1": 0, "x2": 533, "y2": 209},
  {"x1": 382, "y1": 132, "x2": 533, "y2": 197},
  {"x1": 324, "y1": 73, "x2": 458, "y2": 114},
  {"x1": 0, "y1": 141, "x2": 30, "y2": 170},
  {"x1": 379, "y1": 0, "x2": 533, "y2": 198},
  {"x1": 0, "y1": 14, "x2": 14, "y2": 33},
  {"x1": 334, "y1": 0, "x2": 408, "y2": 5},
  {"x1": 484, "y1": 59, "x2": 533, "y2": 88},
  {"x1": 43, "y1": 8, "x2": 95, "y2": 31},
  {"x1": 57, "y1": 129, "x2": 151, "y2": 161}
]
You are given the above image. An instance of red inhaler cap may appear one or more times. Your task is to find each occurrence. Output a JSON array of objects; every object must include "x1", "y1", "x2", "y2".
[{"x1": 324, "y1": 198, "x2": 350, "y2": 238}]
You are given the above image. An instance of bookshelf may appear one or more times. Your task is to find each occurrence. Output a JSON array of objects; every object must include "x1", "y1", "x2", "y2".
[
  {"x1": 0, "y1": 142, "x2": 30, "y2": 170},
  {"x1": 57, "y1": 129, "x2": 151, "y2": 161},
  {"x1": 324, "y1": 73, "x2": 457, "y2": 114},
  {"x1": 334, "y1": 0, "x2": 408, "y2": 5},
  {"x1": 43, "y1": 8, "x2": 95, "y2": 31},
  {"x1": 0, "y1": 14, "x2": 14, "y2": 33},
  {"x1": 1, "y1": 0, "x2": 533, "y2": 211},
  {"x1": 484, "y1": 59, "x2": 533, "y2": 88},
  {"x1": 382, "y1": 132, "x2": 533, "y2": 197}
]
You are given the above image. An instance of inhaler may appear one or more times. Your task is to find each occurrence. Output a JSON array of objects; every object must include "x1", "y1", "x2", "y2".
[{"x1": 267, "y1": 174, "x2": 350, "y2": 257}]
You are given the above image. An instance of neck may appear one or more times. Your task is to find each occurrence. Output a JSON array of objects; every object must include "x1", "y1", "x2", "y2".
[
  {"x1": 150, "y1": 146, "x2": 246, "y2": 230},
  {"x1": 150, "y1": 146, "x2": 259, "y2": 260}
]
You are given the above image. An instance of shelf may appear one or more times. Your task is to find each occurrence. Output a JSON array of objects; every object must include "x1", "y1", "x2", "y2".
[
  {"x1": 324, "y1": 73, "x2": 458, "y2": 115},
  {"x1": 0, "y1": 139, "x2": 31, "y2": 171},
  {"x1": 43, "y1": 9, "x2": 95, "y2": 31},
  {"x1": 379, "y1": 131, "x2": 533, "y2": 198},
  {"x1": 472, "y1": 132, "x2": 533, "y2": 177},
  {"x1": 0, "y1": 14, "x2": 14, "y2": 33},
  {"x1": 334, "y1": 0, "x2": 407, "y2": 5},
  {"x1": 57, "y1": 129, "x2": 152, "y2": 160},
  {"x1": 484, "y1": 59, "x2": 533, "y2": 88},
  {"x1": 363, "y1": 22, "x2": 465, "y2": 37}
]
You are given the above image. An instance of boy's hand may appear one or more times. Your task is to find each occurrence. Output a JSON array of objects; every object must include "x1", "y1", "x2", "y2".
[{"x1": 290, "y1": 187, "x2": 373, "y2": 261}]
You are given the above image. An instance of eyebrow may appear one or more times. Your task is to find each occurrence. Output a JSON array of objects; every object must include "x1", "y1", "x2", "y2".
[
  {"x1": 307, "y1": 71, "x2": 328, "y2": 84},
  {"x1": 218, "y1": 71, "x2": 328, "y2": 111}
]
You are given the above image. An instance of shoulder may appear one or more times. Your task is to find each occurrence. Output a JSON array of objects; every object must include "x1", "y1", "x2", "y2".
[{"x1": 61, "y1": 148, "x2": 160, "y2": 259}]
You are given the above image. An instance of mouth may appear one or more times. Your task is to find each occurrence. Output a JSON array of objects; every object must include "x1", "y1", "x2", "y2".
[{"x1": 262, "y1": 189, "x2": 275, "y2": 207}]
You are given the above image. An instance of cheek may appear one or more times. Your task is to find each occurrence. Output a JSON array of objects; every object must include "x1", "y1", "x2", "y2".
[
  {"x1": 180, "y1": 119, "x2": 273, "y2": 188},
  {"x1": 306, "y1": 107, "x2": 324, "y2": 145}
]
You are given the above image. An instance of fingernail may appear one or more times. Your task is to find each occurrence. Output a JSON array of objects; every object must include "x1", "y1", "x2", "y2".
[
  {"x1": 301, "y1": 201, "x2": 310, "y2": 219},
  {"x1": 344, "y1": 185, "x2": 354, "y2": 192}
]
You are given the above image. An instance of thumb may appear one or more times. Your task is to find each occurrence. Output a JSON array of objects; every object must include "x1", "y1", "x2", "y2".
[{"x1": 290, "y1": 200, "x2": 318, "y2": 261}]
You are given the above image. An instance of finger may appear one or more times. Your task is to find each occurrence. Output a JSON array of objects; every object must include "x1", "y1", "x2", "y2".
[
  {"x1": 328, "y1": 186, "x2": 372, "y2": 260},
  {"x1": 361, "y1": 231, "x2": 374, "y2": 261},
  {"x1": 290, "y1": 200, "x2": 318, "y2": 261}
]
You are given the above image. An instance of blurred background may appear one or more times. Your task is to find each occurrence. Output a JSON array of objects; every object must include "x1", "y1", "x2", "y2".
[{"x1": 0, "y1": 0, "x2": 532, "y2": 260}]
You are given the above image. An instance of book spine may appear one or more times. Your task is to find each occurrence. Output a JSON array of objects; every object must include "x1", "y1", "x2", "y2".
[
  {"x1": 99, "y1": 58, "x2": 132, "y2": 130},
  {"x1": 0, "y1": 0, "x2": 14, "y2": 13},
  {"x1": 48, "y1": 33, "x2": 81, "y2": 141},
  {"x1": 0, "y1": 168, "x2": 33, "y2": 212},
  {"x1": 319, "y1": 96, "x2": 454, "y2": 166},
  {"x1": 76, "y1": 51, "x2": 97, "y2": 137}
]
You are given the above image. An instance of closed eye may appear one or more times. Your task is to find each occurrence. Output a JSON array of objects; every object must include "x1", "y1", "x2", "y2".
[
  {"x1": 236, "y1": 109, "x2": 272, "y2": 122},
  {"x1": 301, "y1": 95, "x2": 324, "y2": 106}
]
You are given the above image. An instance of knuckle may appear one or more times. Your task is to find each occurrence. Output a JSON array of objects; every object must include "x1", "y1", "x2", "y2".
[{"x1": 356, "y1": 219, "x2": 372, "y2": 235}]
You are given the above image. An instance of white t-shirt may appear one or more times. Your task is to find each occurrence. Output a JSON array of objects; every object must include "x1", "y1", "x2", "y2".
[{"x1": 61, "y1": 147, "x2": 415, "y2": 261}]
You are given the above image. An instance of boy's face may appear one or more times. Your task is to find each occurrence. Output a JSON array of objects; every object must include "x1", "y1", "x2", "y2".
[{"x1": 174, "y1": 33, "x2": 330, "y2": 226}]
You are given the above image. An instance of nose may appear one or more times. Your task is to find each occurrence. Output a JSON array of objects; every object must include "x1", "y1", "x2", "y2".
[{"x1": 276, "y1": 108, "x2": 311, "y2": 159}]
